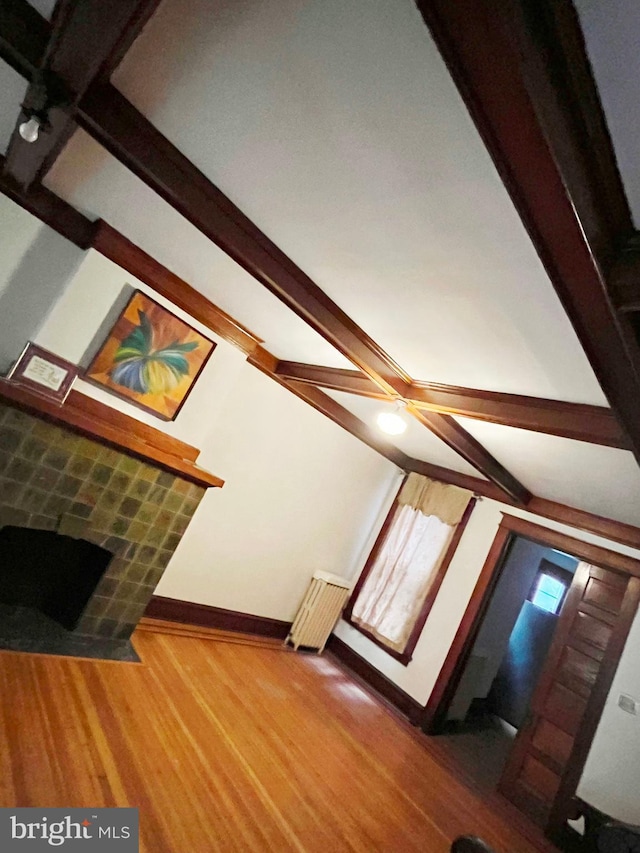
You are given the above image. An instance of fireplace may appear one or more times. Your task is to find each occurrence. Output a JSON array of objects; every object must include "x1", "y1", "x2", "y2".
[
  {"x1": 0, "y1": 526, "x2": 112, "y2": 631},
  {"x1": 0, "y1": 399, "x2": 210, "y2": 641}
]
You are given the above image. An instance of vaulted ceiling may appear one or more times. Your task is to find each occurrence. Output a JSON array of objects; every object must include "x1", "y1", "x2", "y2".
[{"x1": 2, "y1": 0, "x2": 640, "y2": 527}]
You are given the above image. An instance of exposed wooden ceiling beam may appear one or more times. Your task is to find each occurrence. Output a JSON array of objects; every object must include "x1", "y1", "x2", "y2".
[
  {"x1": 414, "y1": 0, "x2": 640, "y2": 469},
  {"x1": 5, "y1": 172, "x2": 640, "y2": 545},
  {"x1": 0, "y1": 152, "x2": 95, "y2": 247},
  {"x1": 3, "y1": 0, "x2": 160, "y2": 190},
  {"x1": 74, "y1": 85, "x2": 530, "y2": 503},
  {"x1": 275, "y1": 361, "x2": 630, "y2": 450}
]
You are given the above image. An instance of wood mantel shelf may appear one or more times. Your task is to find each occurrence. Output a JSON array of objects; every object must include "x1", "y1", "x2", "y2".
[{"x1": 0, "y1": 380, "x2": 224, "y2": 489}]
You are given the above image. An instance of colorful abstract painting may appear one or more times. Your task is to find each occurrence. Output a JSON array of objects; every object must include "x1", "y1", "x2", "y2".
[{"x1": 86, "y1": 290, "x2": 215, "y2": 420}]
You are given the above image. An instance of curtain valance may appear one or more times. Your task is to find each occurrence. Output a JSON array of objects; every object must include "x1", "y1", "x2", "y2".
[{"x1": 398, "y1": 473, "x2": 472, "y2": 526}]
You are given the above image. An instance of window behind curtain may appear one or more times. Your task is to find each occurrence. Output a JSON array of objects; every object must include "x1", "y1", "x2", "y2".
[{"x1": 348, "y1": 474, "x2": 473, "y2": 657}]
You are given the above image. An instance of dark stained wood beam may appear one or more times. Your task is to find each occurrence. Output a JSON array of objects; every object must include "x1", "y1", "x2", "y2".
[
  {"x1": 0, "y1": 1, "x2": 532, "y2": 503},
  {"x1": 0, "y1": 152, "x2": 96, "y2": 248},
  {"x1": 275, "y1": 361, "x2": 630, "y2": 450},
  {"x1": 3, "y1": 0, "x2": 160, "y2": 190},
  {"x1": 74, "y1": 85, "x2": 531, "y2": 504},
  {"x1": 4, "y1": 174, "x2": 640, "y2": 545},
  {"x1": 414, "y1": 0, "x2": 640, "y2": 469}
]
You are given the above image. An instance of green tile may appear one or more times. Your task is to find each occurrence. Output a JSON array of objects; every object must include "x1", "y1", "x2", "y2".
[
  {"x1": 19, "y1": 436, "x2": 48, "y2": 462},
  {"x1": 163, "y1": 532, "x2": 182, "y2": 551},
  {"x1": 28, "y1": 514, "x2": 57, "y2": 531},
  {"x1": 171, "y1": 515, "x2": 190, "y2": 535},
  {"x1": 44, "y1": 494, "x2": 71, "y2": 516},
  {"x1": 30, "y1": 467, "x2": 60, "y2": 492},
  {"x1": 69, "y1": 502, "x2": 93, "y2": 519},
  {"x1": 56, "y1": 473, "x2": 83, "y2": 498},
  {"x1": 0, "y1": 429, "x2": 22, "y2": 453},
  {"x1": 110, "y1": 517, "x2": 130, "y2": 537},
  {"x1": 137, "y1": 545, "x2": 157, "y2": 565},
  {"x1": 43, "y1": 448, "x2": 70, "y2": 471},
  {"x1": 90, "y1": 463, "x2": 113, "y2": 486},
  {"x1": 163, "y1": 491, "x2": 184, "y2": 513},
  {"x1": 127, "y1": 521, "x2": 150, "y2": 543},
  {"x1": 97, "y1": 489, "x2": 122, "y2": 511},
  {"x1": 148, "y1": 485, "x2": 167, "y2": 506},
  {"x1": 110, "y1": 472, "x2": 131, "y2": 493},
  {"x1": 118, "y1": 497, "x2": 141, "y2": 518},
  {"x1": 66, "y1": 456, "x2": 94, "y2": 479},
  {"x1": 173, "y1": 478, "x2": 191, "y2": 496},
  {"x1": 0, "y1": 506, "x2": 30, "y2": 528},
  {"x1": 127, "y1": 478, "x2": 152, "y2": 501},
  {"x1": 136, "y1": 503, "x2": 159, "y2": 525},
  {"x1": 144, "y1": 526, "x2": 165, "y2": 547},
  {"x1": 155, "y1": 470, "x2": 175, "y2": 489},
  {"x1": 155, "y1": 549, "x2": 173, "y2": 569},
  {"x1": 118, "y1": 455, "x2": 141, "y2": 475},
  {"x1": 1, "y1": 479, "x2": 24, "y2": 504},
  {"x1": 18, "y1": 487, "x2": 48, "y2": 514},
  {"x1": 3, "y1": 408, "x2": 33, "y2": 430},
  {"x1": 5, "y1": 457, "x2": 34, "y2": 483},
  {"x1": 0, "y1": 451, "x2": 11, "y2": 474}
]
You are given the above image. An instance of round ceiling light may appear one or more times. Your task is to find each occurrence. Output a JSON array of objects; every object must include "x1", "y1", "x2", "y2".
[{"x1": 376, "y1": 400, "x2": 408, "y2": 435}]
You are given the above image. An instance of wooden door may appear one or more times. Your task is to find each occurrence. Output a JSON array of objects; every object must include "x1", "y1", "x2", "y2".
[{"x1": 498, "y1": 561, "x2": 640, "y2": 831}]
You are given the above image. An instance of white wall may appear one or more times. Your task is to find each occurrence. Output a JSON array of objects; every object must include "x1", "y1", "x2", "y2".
[
  {"x1": 0, "y1": 195, "x2": 84, "y2": 373},
  {"x1": 35, "y1": 250, "x2": 402, "y2": 620}
]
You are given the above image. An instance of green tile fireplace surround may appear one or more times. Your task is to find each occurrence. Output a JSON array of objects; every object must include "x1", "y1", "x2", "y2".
[{"x1": 0, "y1": 402, "x2": 207, "y2": 640}]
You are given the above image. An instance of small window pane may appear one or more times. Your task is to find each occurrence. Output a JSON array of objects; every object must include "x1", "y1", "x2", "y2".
[{"x1": 531, "y1": 573, "x2": 566, "y2": 615}]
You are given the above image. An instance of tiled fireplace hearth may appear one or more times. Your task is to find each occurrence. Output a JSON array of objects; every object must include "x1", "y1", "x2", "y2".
[{"x1": 0, "y1": 400, "x2": 207, "y2": 641}]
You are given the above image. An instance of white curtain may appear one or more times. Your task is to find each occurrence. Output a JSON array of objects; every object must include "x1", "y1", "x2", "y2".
[{"x1": 351, "y1": 475, "x2": 472, "y2": 653}]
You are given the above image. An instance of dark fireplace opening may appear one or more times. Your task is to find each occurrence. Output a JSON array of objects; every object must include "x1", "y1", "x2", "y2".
[{"x1": 0, "y1": 526, "x2": 112, "y2": 631}]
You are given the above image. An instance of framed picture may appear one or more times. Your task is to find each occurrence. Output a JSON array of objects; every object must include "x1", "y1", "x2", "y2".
[
  {"x1": 85, "y1": 290, "x2": 216, "y2": 420},
  {"x1": 6, "y1": 342, "x2": 78, "y2": 404}
]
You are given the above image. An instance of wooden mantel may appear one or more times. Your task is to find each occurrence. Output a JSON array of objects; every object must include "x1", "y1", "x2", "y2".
[{"x1": 0, "y1": 380, "x2": 224, "y2": 489}]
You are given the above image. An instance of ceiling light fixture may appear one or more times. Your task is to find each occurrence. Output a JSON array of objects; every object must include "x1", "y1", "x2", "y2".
[
  {"x1": 18, "y1": 115, "x2": 42, "y2": 144},
  {"x1": 376, "y1": 400, "x2": 408, "y2": 435}
]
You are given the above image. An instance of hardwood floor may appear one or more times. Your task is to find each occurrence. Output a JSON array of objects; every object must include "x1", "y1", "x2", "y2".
[{"x1": 0, "y1": 625, "x2": 557, "y2": 852}]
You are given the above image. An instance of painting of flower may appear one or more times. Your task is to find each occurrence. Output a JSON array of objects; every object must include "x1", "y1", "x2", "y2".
[{"x1": 86, "y1": 290, "x2": 216, "y2": 420}]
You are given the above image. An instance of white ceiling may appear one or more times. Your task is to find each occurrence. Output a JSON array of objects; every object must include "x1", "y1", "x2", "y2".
[
  {"x1": 456, "y1": 418, "x2": 640, "y2": 526},
  {"x1": 26, "y1": 0, "x2": 56, "y2": 20},
  {"x1": 575, "y1": 0, "x2": 640, "y2": 225},
  {"x1": 323, "y1": 390, "x2": 487, "y2": 479},
  {"x1": 0, "y1": 64, "x2": 27, "y2": 153},
  {"x1": 107, "y1": 0, "x2": 607, "y2": 404}
]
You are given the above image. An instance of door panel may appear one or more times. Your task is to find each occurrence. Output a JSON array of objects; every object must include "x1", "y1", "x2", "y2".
[{"x1": 499, "y1": 562, "x2": 640, "y2": 830}]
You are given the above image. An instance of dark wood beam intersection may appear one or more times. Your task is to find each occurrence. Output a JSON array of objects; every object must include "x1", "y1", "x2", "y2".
[
  {"x1": 275, "y1": 362, "x2": 629, "y2": 450},
  {"x1": 414, "y1": 0, "x2": 640, "y2": 469},
  {"x1": 3, "y1": 0, "x2": 160, "y2": 190},
  {"x1": 72, "y1": 88, "x2": 529, "y2": 503}
]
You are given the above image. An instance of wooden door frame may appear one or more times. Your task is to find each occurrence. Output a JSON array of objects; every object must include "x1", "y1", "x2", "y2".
[{"x1": 419, "y1": 513, "x2": 640, "y2": 831}]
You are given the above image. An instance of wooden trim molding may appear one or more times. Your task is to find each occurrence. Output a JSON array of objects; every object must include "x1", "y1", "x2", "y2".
[
  {"x1": 144, "y1": 595, "x2": 291, "y2": 640},
  {"x1": 3, "y1": 0, "x2": 161, "y2": 190},
  {"x1": 414, "y1": 0, "x2": 640, "y2": 468},
  {"x1": 421, "y1": 513, "x2": 640, "y2": 733},
  {"x1": 500, "y1": 514, "x2": 640, "y2": 577},
  {"x1": 325, "y1": 634, "x2": 423, "y2": 724},
  {"x1": 0, "y1": 380, "x2": 224, "y2": 489},
  {"x1": 2, "y1": 166, "x2": 640, "y2": 547},
  {"x1": 92, "y1": 222, "x2": 264, "y2": 358},
  {"x1": 344, "y1": 495, "x2": 477, "y2": 666},
  {"x1": 0, "y1": 154, "x2": 96, "y2": 249},
  {"x1": 276, "y1": 362, "x2": 629, "y2": 450}
]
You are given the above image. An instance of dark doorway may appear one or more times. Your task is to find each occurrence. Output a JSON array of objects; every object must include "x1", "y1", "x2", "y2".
[
  {"x1": 433, "y1": 536, "x2": 578, "y2": 793},
  {"x1": 0, "y1": 526, "x2": 112, "y2": 630},
  {"x1": 421, "y1": 514, "x2": 640, "y2": 838}
]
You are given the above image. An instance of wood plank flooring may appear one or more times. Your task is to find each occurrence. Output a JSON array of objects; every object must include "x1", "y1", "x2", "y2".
[{"x1": 0, "y1": 626, "x2": 557, "y2": 852}]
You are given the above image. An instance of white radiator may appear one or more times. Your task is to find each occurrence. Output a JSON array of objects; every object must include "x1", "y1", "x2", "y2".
[{"x1": 286, "y1": 570, "x2": 351, "y2": 652}]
